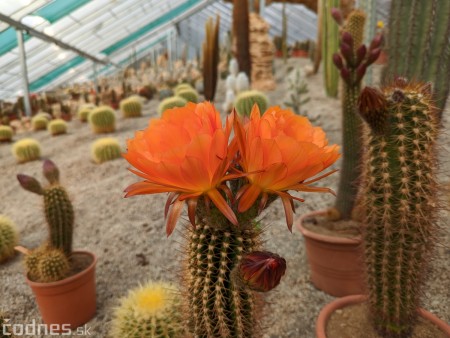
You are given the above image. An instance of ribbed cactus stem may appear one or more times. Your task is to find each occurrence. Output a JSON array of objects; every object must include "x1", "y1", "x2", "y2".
[
  {"x1": 186, "y1": 204, "x2": 261, "y2": 337},
  {"x1": 44, "y1": 186, "x2": 74, "y2": 256},
  {"x1": 359, "y1": 81, "x2": 439, "y2": 337}
]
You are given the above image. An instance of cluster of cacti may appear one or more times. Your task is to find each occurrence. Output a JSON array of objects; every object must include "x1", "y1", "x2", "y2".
[
  {"x1": 31, "y1": 115, "x2": 48, "y2": 131},
  {"x1": 284, "y1": 67, "x2": 310, "y2": 115},
  {"x1": 384, "y1": 0, "x2": 450, "y2": 118},
  {"x1": 358, "y1": 80, "x2": 440, "y2": 337},
  {"x1": 120, "y1": 96, "x2": 142, "y2": 118},
  {"x1": 91, "y1": 138, "x2": 122, "y2": 164},
  {"x1": 17, "y1": 160, "x2": 74, "y2": 256},
  {"x1": 48, "y1": 119, "x2": 67, "y2": 136},
  {"x1": 111, "y1": 282, "x2": 184, "y2": 337},
  {"x1": 12, "y1": 138, "x2": 41, "y2": 163},
  {"x1": 77, "y1": 104, "x2": 95, "y2": 122},
  {"x1": 321, "y1": 0, "x2": 340, "y2": 97},
  {"x1": 223, "y1": 59, "x2": 250, "y2": 112},
  {"x1": 23, "y1": 246, "x2": 70, "y2": 283},
  {"x1": 202, "y1": 15, "x2": 220, "y2": 101},
  {"x1": 331, "y1": 8, "x2": 382, "y2": 220},
  {"x1": 0, "y1": 125, "x2": 13, "y2": 142},
  {"x1": 158, "y1": 97, "x2": 187, "y2": 115},
  {"x1": 233, "y1": 0, "x2": 251, "y2": 79},
  {"x1": 234, "y1": 90, "x2": 269, "y2": 116},
  {"x1": 89, "y1": 106, "x2": 116, "y2": 134},
  {"x1": 176, "y1": 88, "x2": 199, "y2": 103},
  {"x1": 0, "y1": 215, "x2": 18, "y2": 263}
]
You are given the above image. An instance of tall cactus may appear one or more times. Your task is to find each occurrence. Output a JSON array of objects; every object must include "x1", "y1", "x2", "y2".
[
  {"x1": 384, "y1": 0, "x2": 450, "y2": 119},
  {"x1": 233, "y1": 0, "x2": 251, "y2": 80},
  {"x1": 17, "y1": 160, "x2": 74, "y2": 256},
  {"x1": 203, "y1": 15, "x2": 220, "y2": 101},
  {"x1": 358, "y1": 80, "x2": 440, "y2": 337},
  {"x1": 331, "y1": 9, "x2": 382, "y2": 219},
  {"x1": 358, "y1": 0, "x2": 377, "y2": 85},
  {"x1": 322, "y1": 0, "x2": 340, "y2": 97}
]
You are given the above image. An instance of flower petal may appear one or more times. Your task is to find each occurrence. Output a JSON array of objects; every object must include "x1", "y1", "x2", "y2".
[
  {"x1": 207, "y1": 189, "x2": 238, "y2": 225},
  {"x1": 166, "y1": 198, "x2": 184, "y2": 237}
]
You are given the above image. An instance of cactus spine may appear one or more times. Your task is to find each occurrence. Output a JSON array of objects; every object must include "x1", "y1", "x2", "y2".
[
  {"x1": 203, "y1": 15, "x2": 220, "y2": 101},
  {"x1": 186, "y1": 202, "x2": 261, "y2": 337},
  {"x1": 358, "y1": 81, "x2": 439, "y2": 337},
  {"x1": 0, "y1": 215, "x2": 18, "y2": 263},
  {"x1": 384, "y1": 0, "x2": 450, "y2": 119},
  {"x1": 322, "y1": 0, "x2": 340, "y2": 97}
]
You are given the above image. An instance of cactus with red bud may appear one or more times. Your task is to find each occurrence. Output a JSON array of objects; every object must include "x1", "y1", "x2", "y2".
[
  {"x1": 359, "y1": 81, "x2": 440, "y2": 337},
  {"x1": 237, "y1": 251, "x2": 286, "y2": 292},
  {"x1": 17, "y1": 160, "x2": 74, "y2": 256}
]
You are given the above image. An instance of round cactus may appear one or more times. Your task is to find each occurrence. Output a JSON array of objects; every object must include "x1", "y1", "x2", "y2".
[
  {"x1": 77, "y1": 104, "x2": 96, "y2": 122},
  {"x1": 0, "y1": 215, "x2": 18, "y2": 263},
  {"x1": 158, "y1": 97, "x2": 187, "y2": 115},
  {"x1": 174, "y1": 83, "x2": 194, "y2": 95},
  {"x1": 12, "y1": 138, "x2": 41, "y2": 163},
  {"x1": 89, "y1": 106, "x2": 116, "y2": 134},
  {"x1": 111, "y1": 282, "x2": 184, "y2": 338},
  {"x1": 158, "y1": 88, "x2": 174, "y2": 101},
  {"x1": 24, "y1": 247, "x2": 44, "y2": 281},
  {"x1": 0, "y1": 125, "x2": 13, "y2": 142},
  {"x1": 176, "y1": 89, "x2": 199, "y2": 103},
  {"x1": 120, "y1": 97, "x2": 142, "y2": 118},
  {"x1": 234, "y1": 90, "x2": 269, "y2": 116},
  {"x1": 91, "y1": 138, "x2": 122, "y2": 164},
  {"x1": 48, "y1": 119, "x2": 67, "y2": 136},
  {"x1": 31, "y1": 115, "x2": 48, "y2": 131},
  {"x1": 37, "y1": 248, "x2": 70, "y2": 283}
]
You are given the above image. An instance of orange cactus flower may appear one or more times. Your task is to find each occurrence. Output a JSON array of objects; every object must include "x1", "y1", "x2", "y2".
[
  {"x1": 124, "y1": 102, "x2": 238, "y2": 236},
  {"x1": 233, "y1": 105, "x2": 340, "y2": 231}
]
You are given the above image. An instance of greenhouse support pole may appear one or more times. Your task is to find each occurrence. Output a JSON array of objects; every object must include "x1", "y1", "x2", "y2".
[
  {"x1": 16, "y1": 29, "x2": 32, "y2": 117},
  {"x1": 167, "y1": 32, "x2": 172, "y2": 71},
  {"x1": 93, "y1": 62, "x2": 98, "y2": 92},
  {"x1": 260, "y1": 0, "x2": 266, "y2": 15}
]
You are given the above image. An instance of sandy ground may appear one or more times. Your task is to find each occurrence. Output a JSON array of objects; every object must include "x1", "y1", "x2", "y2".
[{"x1": 0, "y1": 59, "x2": 449, "y2": 338}]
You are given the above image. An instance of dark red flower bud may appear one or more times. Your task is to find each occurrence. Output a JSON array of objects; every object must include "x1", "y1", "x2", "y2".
[
  {"x1": 393, "y1": 76, "x2": 408, "y2": 88},
  {"x1": 340, "y1": 67, "x2": 351, "y2": 84},
  {"x1": 17, "y1": 174, "x2": 43, "y2": 195},
  {"x1": 342, "y1": 32, "x2": 354, "y2": 49},
  {"x1": 369, "y1": 34, "x2": 384, "y2": 50},
  {"x1": 43, "y1": 159, "x2": 59, "y2": 185},
  {"x1": 356, "y1": 63, "x2": 367, "y2": 83},
  {"x1": 238, "y1": 251, "x2": 287, "y2": 292},
  {"x1": 340, "y1": 42, "x2": 353, "y2": 65},
  {"x1": 331, "y1": 8, "x2": 343, "y2": 25},
  {"x1": 355, "y1": 45, "x2": 367, "y2": 66},
  {"x1": 366, "y1": 48, "x2": 381, "y2": 65},
  {"x1": 358, "y1": 87, "x2": 388, "y2": 135},
  {"x1": 332, "y1": 53, "x2": 344, "y2": 70}
]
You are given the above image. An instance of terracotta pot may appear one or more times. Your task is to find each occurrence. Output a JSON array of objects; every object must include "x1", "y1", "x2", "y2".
[
  {"x1": 26, "y1": 250, "x2": 97, "y2": 329},
  {"x1": 316, "y1": 294, "x2": 450, "y2": 338},
  {"x1": 295, "y1": 210, "x2": 364, "y2": 297}
]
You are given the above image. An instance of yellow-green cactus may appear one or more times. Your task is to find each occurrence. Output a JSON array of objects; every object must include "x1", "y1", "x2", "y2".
[
  {"x1": 37, "y1": 248, "x2": 70, "y2": 283},
  {"x1": 174, "y1": 83, "x2": 194, "y2": 95},
  {"x1": 0, "y1": 215, "x2": 18, "y2": 263},
  {"x1": 31, "y1": 115, "x2": 48, "y2": 131},
  {"x1": 158, "y1": 97, "x2": 187, "y2": 115},
  {"x1": 77, "y1": 104, "x2": 96, "y2": 122},
  {"x1": 91, "y1": 138, "x2": 122, "y2": 164},
  {"x1": 12, "y1": 138, "x2": 41, "y2": 163},
  {"x1": 89, "y1": 106, "x2": 116, "y2": 134},
  {"x1": 234, "y1": 90, "x2": 269, "y2": 116},
  {"x1": 0, "y1": 125, "x2": 13, "y2": 142},
  {"x1": 177, "y1": 89, "x2": 199, "y2": 103},
  {"x1": 120, "y1": 97, "x2": 142, "y2": 118},
  {"x1": 48, "y1": 119, "x2": 67, "y2": 136}
]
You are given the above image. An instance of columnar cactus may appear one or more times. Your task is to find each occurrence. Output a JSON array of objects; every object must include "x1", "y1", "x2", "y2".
[
  {"x1": 233, "y1": 0, "x2": 251, "y2": 79},
  {"x1": 12, "y1": 138, "x2": 41, "y2": 163},
  {"x1": 158, "y1": 97, "x2": 187, "y2": 115},
  {"x1": 31, "y1": 115, "x2": 48, "y2": 131},
  {"x1": 17, "y1": 160, "x2": 74, "y2": 256},
  {"x1": 48, "y1": 119, "x2": 67, "y2": 136},
  {"x1": 234, "y1": 90, "x2": 268, "y2": 117},
  {"x1": 322, "y1": 0, "x2": 340, "y2": 97},
  {"x1": 91, "y1": 138, "x2": 122, "y2": 164},
  {"x1": 384, "y1": 0, "x2": 450, "y2": 118},
  {"x1": 89, "y1": 106, "x2": 116, "y2": 134},
  {"x1": 176, "y1": 89, "x2": 199, "y2": 103},
  {"x1": 111, "y1": 282, "x2": 184, "y2": 338},
  {"x1": 0, "y1": 215, "x2": 18, "y2": 263},
  {"x1": 202, "y1": 15, "x2": 220, "y2": 101},
  {"x1": 358, "y1": 80, "x2": 440, "y2": 337},
  {"x1": 331, "y1": 8, "x2": 382, "y2": 220},
  {"x1": 0, "y1": 125, "x2": 13, "y2": 142},
  {"x1": 120, "y1": 96, "x2": 142, "y2": 118}
]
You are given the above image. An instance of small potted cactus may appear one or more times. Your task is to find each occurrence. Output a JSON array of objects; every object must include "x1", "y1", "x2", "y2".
[
  {"x1": 15, "y1": 160, "x2": 97, "y2": 330},
  {"x1": 315, "y1": 81, "x2": 450, "y2": 337}
]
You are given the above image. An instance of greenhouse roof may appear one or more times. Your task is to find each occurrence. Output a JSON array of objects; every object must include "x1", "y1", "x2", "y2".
[{"x1": 0, "y1": 0, "x2": 389, "y2": 100}]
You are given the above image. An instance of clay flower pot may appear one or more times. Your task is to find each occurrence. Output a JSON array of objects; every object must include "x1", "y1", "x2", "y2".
[
  {"x1": 295, "y1": 210, "x2": 365, "y2": 297},
  {"x1": 316, "y1": 295, "x2": 450, "y2": 338},
  {"x1": 26, "y1": 250, "x2": 97, "y2": 329}
]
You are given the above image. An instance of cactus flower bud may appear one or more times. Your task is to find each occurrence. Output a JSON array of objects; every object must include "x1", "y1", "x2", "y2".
[
  {"x1": 340, "y1": 67, "x2": 351, "y2": 85},
  {"x1": 331, "y1": 8, "x2": 343, "y2": 25},
  {"x1": 17, "y1": 174, "x2": 43, "y2": 195},
  {"x1": 340, "y1": 42, "x2": 353, "y2": 65},
  {"x1": 356, "y1": 63, "x2": 367, "y2": 83},
  {"x1": 366, "y1": 48, "x2": 381, "y2": 65},
  {"x1": 43, "y1": 159, "x2": 60, "y2": 185},
  {"x1": 355, "y1": 45, "x2": 367, "y2": 66},
  {"x1": 369, "y1": 34, "x2": 384, "y2": 51},
  {"x1": 238, "y1": 251, "x2": 286, "y2": 292},
  {"x1": 358, "y1": 87, "x2": 388, "y2": 135},
  {"x1": 394, "y1": 76, "x2": 408, "y2": 88},
  {"x1": 342, "y1": 32, "x2": 354, "y2": 50},
  {"x1": 332, "y1": 53, "x2": 344, "y2": 69}
]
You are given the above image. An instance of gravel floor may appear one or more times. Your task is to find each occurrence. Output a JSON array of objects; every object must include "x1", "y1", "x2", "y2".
[{"x1": 0, "y1": 59, "x2": 448, "y2": 338}]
